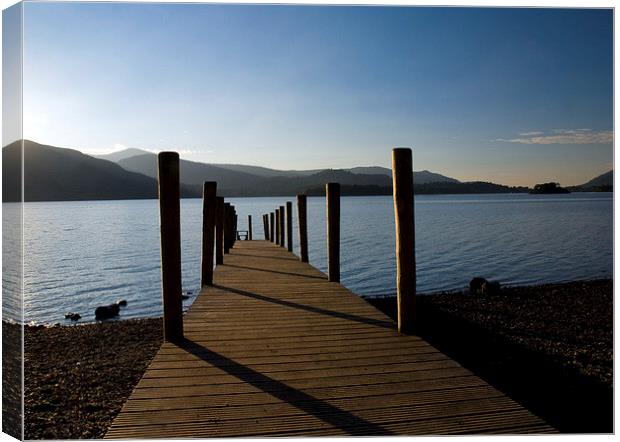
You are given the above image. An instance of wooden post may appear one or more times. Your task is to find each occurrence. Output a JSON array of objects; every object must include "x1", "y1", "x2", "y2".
[
  {"x1": 286, "y1": 201, "x2": 293, "y2": 252},
  {"x1": 270, "y1": 212, "x2": 275, "y2": 242},
  {"x1": 157, "y1": 152, "x2": 183, "y2": 341},
  {"x1": 263, "y1": 214, "x2": 269, "y2": 240},
  {"x1": 233, "y1": 210, "x2": 238, "y2": 246},
  {"x1": 392, "y1": 147, "x2": 416, "y2": 334},
  {"x1": 201, "y1": 181, "x2": 217, "y2": 287},
  {"x1": 248, "y1": 215, "x2": 253, "y2": 240},
  {"x1": 326, "y1": 183, "x2": 340, "y2": 282},
  {"x1": 224, "y1": 203, "x2": 231, "y2": 254},
  {"x1": 297, "y1": 194, "x2": 308, "y2": 262},
  {"x1": 275, "y1": 209, "x2": 280, "y2": 245},
  {"x1": 279, "y1": 205, "x2": 285, "y2": 247},
  {"x1": 216, "y1": 197, "x2": 224, "y2": 265}
]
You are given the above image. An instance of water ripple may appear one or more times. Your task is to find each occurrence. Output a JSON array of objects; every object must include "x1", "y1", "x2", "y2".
[{"x1": 3, "y1": 193, "x2": 613, "y2": 324}]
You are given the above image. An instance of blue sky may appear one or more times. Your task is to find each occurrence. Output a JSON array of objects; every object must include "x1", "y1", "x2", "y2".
[{"x1": 17, "y1": 3, "x2": 613, "y2": 186}]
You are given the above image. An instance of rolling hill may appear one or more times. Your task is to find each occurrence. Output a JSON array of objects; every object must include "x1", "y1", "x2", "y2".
[
  {"x1": 579, "y1": 170, "x2": 613, "y2": 188},
  {"x1": 118, "y1": 154, "x2": 265, "y2": 191},
  {"x1": 104, "y1": 148, "x2": 459, "y2": 184},
  {"x1": 567, "y1": 170, "x2": 613, "y2": 192},
  {"x1": 3, "y1": 141, "x2": 538, "y2": 201},
  {"x1": 2, "y1": 141, "x2": 199, "y2": 202}
]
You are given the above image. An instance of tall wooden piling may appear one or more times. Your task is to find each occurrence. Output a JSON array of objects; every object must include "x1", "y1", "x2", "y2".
[
  {"x1": 275, "y1": 209, "x2": 281, "y2": 245},
  {"x1": 270, "y1": 212, "x2": 275, "y2": 242},
  {"x1": 392, "y1": 147, "x2": 416, "y2": 334},
  {"x1": 326, "y1": 183, "x2": 340, "y2": 283},
  {"x1": 201, "y1": 181, "x2": 217, "y2": 287},
  {"x1": 224, "y1": 203, "x2": 231, "y2": 254},
  {"x1": 248, "y1": 215, "x2": 253, "y2": 240},
  {"x1": 286, "y1": 201, "x2": 293, "y2": 252},
  {"x1": 297, "y1": 194, "x2": 308, "y2": 262},
  {"x1": 263, "y1": 214, "x2": 269, "y2": 239},
  {"x1": 233, "y1": 210, "x2": 238, "y2": 246},
  {"x1": 157, "y1": 152, "x2": 183, "y2": 341},
  {"x1": 216, "y1": 197, "x2": 224, "y2": 265},
  {"x1": 279, "y1": 205, "x2": 285, "y2": 247}
]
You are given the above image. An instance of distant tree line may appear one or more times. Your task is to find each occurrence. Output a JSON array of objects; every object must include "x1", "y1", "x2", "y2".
[
  {"x1": 529, "y1": 182, "x2": 570, "y2": 194},
  {"x1": 304, "y1": 181, "x2": 530, "y2": 196}
]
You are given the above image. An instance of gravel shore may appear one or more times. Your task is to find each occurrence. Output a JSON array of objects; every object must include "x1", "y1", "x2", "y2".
[
  {"x1": 23, "y1": 318, "x2": 162, "y2": 439},
  {"x1": 12, "y1": 279, "x2": 613, "y2": 438}
]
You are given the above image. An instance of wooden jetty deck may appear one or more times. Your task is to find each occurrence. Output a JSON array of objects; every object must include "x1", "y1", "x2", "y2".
[{"x1": 106, "y1": 240, "x2": 553, "y2": 437}]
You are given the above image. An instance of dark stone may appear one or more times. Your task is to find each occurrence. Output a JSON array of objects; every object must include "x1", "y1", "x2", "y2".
[
  {"x1": 469, "y1": 277, "x2": 487, "y2": 294},
  {"x1": 95, "y1": 304, "x2": 120, "y2": 320},
  {"x1": 116, "y1": 299, "x2": 127, "y2": 307},
  {"x1": 64, "y1": 312, "x2": 81, "y2": 321},
  {"x1": 181, "y1": 295, "x2": 190, "y2": 300},
  {"x1": 481, "y1": 281, "x2": 501, "y2": 295}
]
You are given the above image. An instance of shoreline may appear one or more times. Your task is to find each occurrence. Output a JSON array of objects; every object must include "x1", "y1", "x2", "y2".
[
  {"x1": 15, "y1": 275, "x2": 614, "y2": 327},
  {"x1": 8, "y1": 189, "x2": 612, "y2": 204},
  {"x1": 9, "y1": 278, "x2": 613, "y2": 438}
]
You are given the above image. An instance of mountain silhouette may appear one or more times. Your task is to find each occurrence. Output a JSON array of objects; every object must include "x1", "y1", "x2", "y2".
[
  {"x1": 3, "y1": 141, "x2": 536, "y2": 201},
  {"x1": 106, "y1": 148, "x2": 459, "y2": 184},
  {"x1": 2, "y1": 141, "x2": 198, "y2": 202},
  {"x1": 579, "y1": 170, "x2": 613, "y2": 188}
]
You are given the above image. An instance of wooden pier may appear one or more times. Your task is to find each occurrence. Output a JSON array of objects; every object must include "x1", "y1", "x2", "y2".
[{"x1": 106, "y1": 240, "x2": 553, "y2": 437}]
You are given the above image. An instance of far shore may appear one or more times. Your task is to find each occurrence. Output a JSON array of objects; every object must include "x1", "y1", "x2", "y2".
[
  {"x1": 4, "y1": 278, "x2": 612, "y2": 438},
  {"x1": 6, "y1": 189, "x2": 613, "y2": 204}
]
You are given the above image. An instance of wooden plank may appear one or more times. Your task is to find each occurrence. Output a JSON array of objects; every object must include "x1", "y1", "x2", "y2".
[
  {"x1": 106, "y1": 241, "x2": 554, "y2": 438},
  {"x1": 121, "y1": 379, "x2": 495, "y2": 411}
]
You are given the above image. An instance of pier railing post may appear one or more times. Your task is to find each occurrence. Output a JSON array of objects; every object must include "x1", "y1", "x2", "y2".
[
  {"x1": 279, "y1": 205, "x2": 285, "y2": 247},
  {"x1": 392, "y1": 147, "x2": 416, "y2": 334},
  {"x1": 275, "y1": 208, "x2": 281, "y2": 245},
  {"x1": 297, "y1": 194, "x2": 308, "y2": 262},
  {"x1": 270, "y1": 212, "x2": 275, "y2": 242},
  {"x1": 233, "y1": 209, "x2": 237, "y2": 246},
  {"x1": 157, "y1": 152, "x2": 184, "y2": 341},
  {"x1": 326, "y1": 183, "x2": 340, "y2": 282},
  {"x1": 263, "y1": 214, "x2": 269, "y2": 240},
  {"x1": 216, "y1": 197, "x2": 224, "y2": 264},
  {"x1": 286, "y1": 201, "x2": 293, "y2": 252},
  {"x1": 248, "y1": 215, "x2": 253, "y2": 240},
  {"x1": 201, "y1": 181, "x2": 217, "y2": 287},
  {"x1": 224, "y1": 203, "x2": 231, "y2": 254}
]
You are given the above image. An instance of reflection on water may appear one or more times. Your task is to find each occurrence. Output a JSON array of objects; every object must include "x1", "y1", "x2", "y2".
[
  {"x1": 3, "y1": 202, "x2": 23, "y2": 323},
  {"x1": 6, "y1": 193, "x2": 613, "y2": 324}
]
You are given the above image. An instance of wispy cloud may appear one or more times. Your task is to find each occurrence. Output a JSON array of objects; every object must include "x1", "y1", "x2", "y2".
[
  {"x1": 518, "y1": 131, "x2": 544, "y2": 136},
  {"x1": 495, "y1": 129, "x2": 613, "y2": 145}
]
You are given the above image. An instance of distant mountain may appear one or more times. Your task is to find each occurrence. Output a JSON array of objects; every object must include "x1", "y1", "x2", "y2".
[
  {"x1": 209, "y1": 163, "x2": 317, "y2": 178},
  {"x1": 94, "y1": 148, "x2": 151, "y2": 163},
  {"x1": 118, "y1": 154, "x2": 266, "y2": 191},
  {"x1": 567, "y1": 170, "x2": 613, "y2": 192},
  {"x1": 3, "y1": 141, "x2": 528, "y2": 201},
  {"x1": 414, "y1": 170, "x2": 460, "y2": 184},
  {"x1": 117, "y1": 153, "x2": 393, "y2": 196},
  {"x1": 580, "y1": 170, "x2": 613, "y2": 188},
  {"x1": 251, "y1": 169, "x2": 391, "y2": 197},
  {"x1": 2, "y1": 141, "x2": 198, "y2": 202},
  {"x1": 104, "y1": 147, "x2": 460, "y2": 184}
]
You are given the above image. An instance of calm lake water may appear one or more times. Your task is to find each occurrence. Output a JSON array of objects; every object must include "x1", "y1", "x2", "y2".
[{"x1": 2, "y1": 193, "x2": 613, "y2": 324}]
